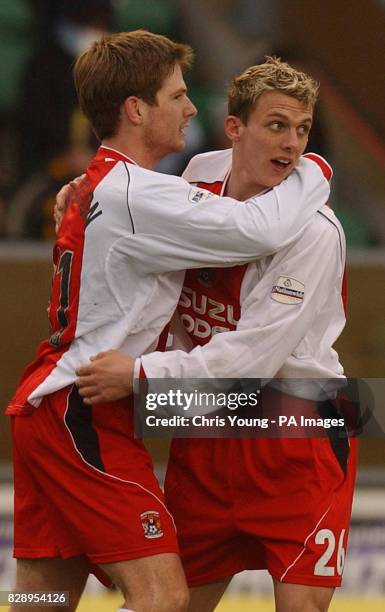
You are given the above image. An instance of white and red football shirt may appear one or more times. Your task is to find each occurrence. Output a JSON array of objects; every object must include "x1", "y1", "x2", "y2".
[
  {"x1": 140, "y1": 149, "x2": 346, "y2": 400},
  {"x1": 8, "y1": 147, "x2": 330, "y2": 413}
]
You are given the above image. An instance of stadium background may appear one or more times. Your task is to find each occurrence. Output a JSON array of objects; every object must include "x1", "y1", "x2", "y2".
[{"x1": 0, "y1": 1, "x2": 384, "y2": 610}]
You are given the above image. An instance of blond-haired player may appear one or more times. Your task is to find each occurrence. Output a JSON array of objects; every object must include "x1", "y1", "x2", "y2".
[{"x1": 75, "y1": 57, "x2": 356, "y2": 612}]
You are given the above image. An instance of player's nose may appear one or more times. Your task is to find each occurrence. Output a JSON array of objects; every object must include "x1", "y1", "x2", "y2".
[
  {"x1": 281, "y1": 128, "x2": 300, "y2": 151},
  {"x1": 185, "y1": 97, "x2": 198, "y2": 118}
]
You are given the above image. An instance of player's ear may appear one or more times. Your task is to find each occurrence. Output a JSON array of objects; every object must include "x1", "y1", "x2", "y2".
[
  {"x1": 122, "y1": 96, "x2": 145, "y2": 125},
  {"x1": 224, "y1": 115, "x2": 243, "y2": 142}
]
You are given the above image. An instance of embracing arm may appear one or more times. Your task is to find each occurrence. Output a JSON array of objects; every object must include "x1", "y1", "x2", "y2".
[
  {"x1": 54, "y1": 157, "x2": 330, "y2": 275},
  {"x1": 123, "y1": 156, "x2": 330, "y2": 273},
  {"x1": 74, "y1": 203, "x2": 344, "y2": 405},
  {"x1": 75, "y1": 214, "x2": 344, "y2": 404},
  {"x1": 139, "y1": 212, "x2": 345, "y2": 382}
]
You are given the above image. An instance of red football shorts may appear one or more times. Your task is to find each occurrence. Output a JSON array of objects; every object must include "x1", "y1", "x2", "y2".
[
  {"x1": 12, "y1": 384, "x2": 179, "y2": 583},
  {"x1": 165, "y1": 394, "x2": 357, "y2": 588}
]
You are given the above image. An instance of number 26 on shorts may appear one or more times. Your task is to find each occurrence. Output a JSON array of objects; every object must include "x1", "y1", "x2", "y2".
[{"x1": 314, "y1": 528, "x2": 346, "y2": 577}]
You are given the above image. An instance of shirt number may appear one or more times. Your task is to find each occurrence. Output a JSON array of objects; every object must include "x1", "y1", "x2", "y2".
[{"x1": 49, "y1": 250, "x2": 74, "y2": 347}]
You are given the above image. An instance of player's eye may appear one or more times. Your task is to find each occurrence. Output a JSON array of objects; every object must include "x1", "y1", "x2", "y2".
[
  {"x1": 298, "y1": 124, "x2": 311, "y2": 135},
  {"x1": 269, "y1": 122, "x2": 284, "y2": 131}
]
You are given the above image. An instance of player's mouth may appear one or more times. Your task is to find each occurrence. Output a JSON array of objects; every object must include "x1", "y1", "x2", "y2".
[
  {"x1": 179, "y1": 122, "x2": 190, "y2": 134},
  {"x1": 271, "y1": 158, "x2": 292, "y2": 172}
]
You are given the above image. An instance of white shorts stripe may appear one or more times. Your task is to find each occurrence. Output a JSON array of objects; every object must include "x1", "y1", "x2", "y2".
[{"x1": 279, "y1": 504, "x2": 332, "y2": 582}]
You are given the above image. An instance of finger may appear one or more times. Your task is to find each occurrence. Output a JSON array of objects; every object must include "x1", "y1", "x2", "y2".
[
  {"x1": 55, "y1": 202, "x2": 65, "y2": 213},
  {"x1": 78, "y1": 385, "x2": 99, "y2": 398},
  {"x1": 83, "y1": 393, "x2": 105, "y2": 405},
  {"x1": 76, "y1": 365, "x2": 94, "y2": 376},
  {"x1": 89, "y1": 352, "x2": 109, "y2": 362},
  {"x1": 75, "y1": 377, "x2": 94, "y2": 388},
  {"x1": 56, "y1": 188, "x2": 68, "y2": 206},
  {"x1": 71, "y1": 174, "x2": 86, "y2": 188}
]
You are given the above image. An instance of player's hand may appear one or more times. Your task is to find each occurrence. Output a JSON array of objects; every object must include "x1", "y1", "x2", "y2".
[
  {"x1": 54, "y1": 174, "x2": 86, "y2": 234},
  {"x1": 75, "y1": 350, "x2": 135, "y2": 404}
]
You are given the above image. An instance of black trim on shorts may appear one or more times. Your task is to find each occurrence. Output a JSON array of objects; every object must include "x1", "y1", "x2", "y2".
[
  {"x1": 65, "y1": 385, "x2": 106, "y2": 472},
  {"x1": 316, "y1": 400, "x2": 349, "y2": 476}
]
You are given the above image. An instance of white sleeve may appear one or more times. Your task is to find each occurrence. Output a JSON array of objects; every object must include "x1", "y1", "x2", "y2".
[
  {"x1": 140, "y1": 213, "x2": 344, "y2": 381},
  {"x1": 124, "y1": 157, "x2": 329, "y2": 274}
]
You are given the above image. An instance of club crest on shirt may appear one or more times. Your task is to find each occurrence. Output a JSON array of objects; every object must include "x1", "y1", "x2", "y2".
[
  {"x1": 141, "y1": 511, "x2": 163, "y2": 539},
  {"x1": 271, "y1": 276, "x2": 305, "y2": 304},
  {"x1": 197, "y1": 268, "x2": 214, "y2": 287}
]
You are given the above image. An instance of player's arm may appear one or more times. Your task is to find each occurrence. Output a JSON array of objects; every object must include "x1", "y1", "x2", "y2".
[
  {"x1": 139, "y1": 213, "x2": 345, "y2": 382},
  {"x1": 54, "y1": 157, "x2": 329, "y2": 267},
  {"x1": 75, "y1": 313, "x2": 192, "y2": 405},
  {"x1": 76, "y1": 212, "x2": 344, "y2": 404},
  {"x1": 123, "y1": 156, "x2": 330, "y2": 273}
]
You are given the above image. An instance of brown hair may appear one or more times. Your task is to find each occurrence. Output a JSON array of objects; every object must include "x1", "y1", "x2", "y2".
[
  {"x1": 74, "y1": 30, "x2": 194, "y2": 140},
  {"x1": 228, "y1": 56, "x2": 319, "y2": 124}
]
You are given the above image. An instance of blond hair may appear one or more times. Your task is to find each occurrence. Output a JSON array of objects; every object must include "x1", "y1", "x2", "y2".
[
  {"x1": 228, "y1": 56, "x2": 319, "y2": 123},
  {"x1": 74, "y1": 30, "x2": 194, "y2": 140}
]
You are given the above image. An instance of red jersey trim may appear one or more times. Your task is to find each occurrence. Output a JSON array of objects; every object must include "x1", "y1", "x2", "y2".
[{"x1": 303, "y1": 153, "x2": 333, "y2": 182}]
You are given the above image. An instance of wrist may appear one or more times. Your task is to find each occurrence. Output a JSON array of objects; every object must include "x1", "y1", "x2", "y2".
[{"x1": 133, "y1": 358, "x2": 147, "y2": 394}]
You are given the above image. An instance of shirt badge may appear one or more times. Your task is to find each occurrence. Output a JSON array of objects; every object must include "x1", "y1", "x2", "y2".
[
  {"x1": 197, "y1": 268, "x2": 214, "y2": 287},
  {"x1": 271, "y1": 276, "x2": 305, "y2": 304}
]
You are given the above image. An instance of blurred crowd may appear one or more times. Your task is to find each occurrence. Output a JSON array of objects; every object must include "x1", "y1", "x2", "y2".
[{"x1": 0, "y1": 0, "x2": 379, "y2": 245}]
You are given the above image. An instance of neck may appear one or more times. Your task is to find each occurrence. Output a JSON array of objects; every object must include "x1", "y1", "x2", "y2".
[
  {"x1": 225, "y1": 154, "x2": 265, "y2": 200},
  {"x1": 102, "y1": 133, "x2": 160, "y2": 170}
]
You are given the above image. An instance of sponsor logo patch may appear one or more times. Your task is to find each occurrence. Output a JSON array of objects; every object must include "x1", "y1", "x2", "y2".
[
  {"x1": 188, "y1": 188, "x2": 210, "y2": 203},
  {"x1": 271, "y1": 276, "x2": 305, "y2": 304},
  {"x1": 141, "y1": 511, "x2": 163, "y2": 539}
]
